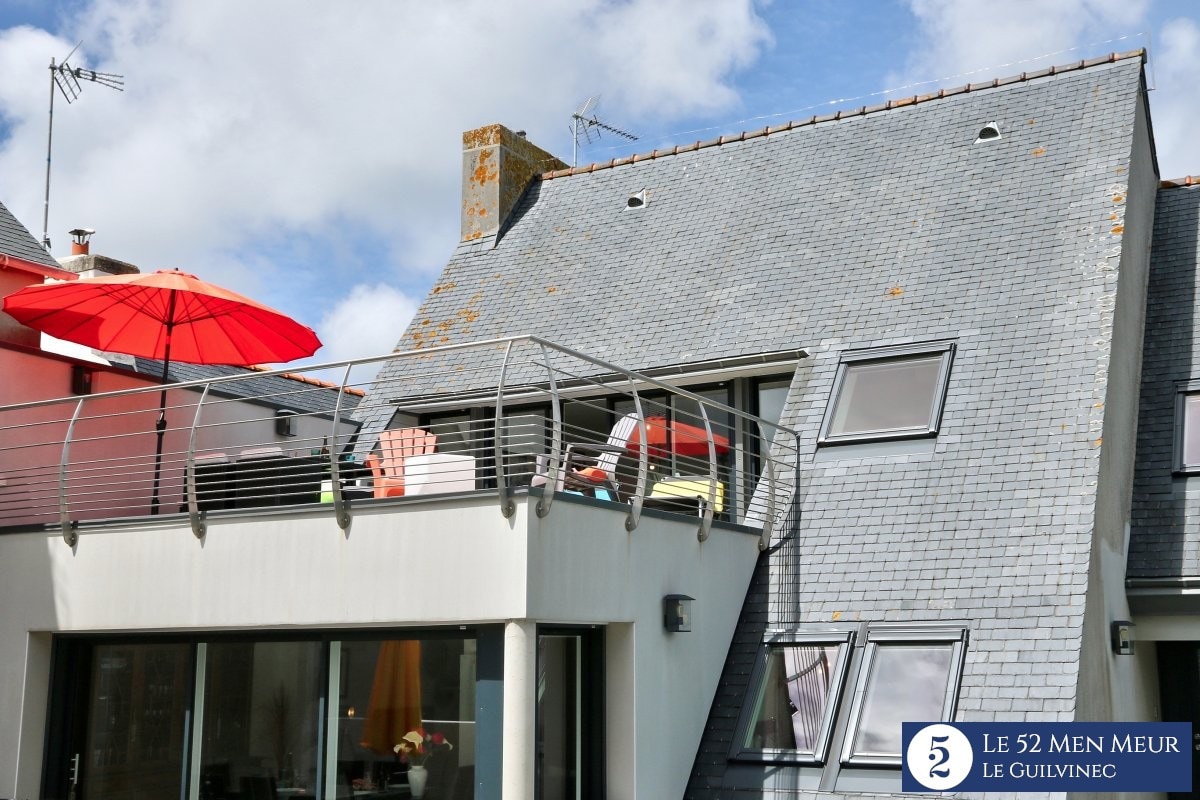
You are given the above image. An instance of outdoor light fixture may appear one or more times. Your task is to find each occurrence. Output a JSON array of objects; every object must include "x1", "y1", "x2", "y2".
[
  {"x1": 70, "y1": 364, "x2": 93, "y2": 395},
  {"x1": 663, "y1": 594, "x2": 694, "y2": 633},
  {"x1": 275, "y1": 409, "x2": 298, "y2": 437},
  {"x1": 1111, "y1": 620, "x2": 1135, "y2": 655}
]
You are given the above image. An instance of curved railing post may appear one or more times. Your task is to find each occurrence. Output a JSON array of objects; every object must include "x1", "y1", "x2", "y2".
[
  {"x1": 761, "y1": 459, "x2": 777, "y2": 550},
  {"x1": 626, "y1": 383, "x2": 647, "y2": 533},
  {"x1": 494, "y1": 340, "x2": 517, "y2": 518},
  {"x1": 535, "y1": 342, "x2": 563, "y2": 519},
  {"x1": 696, "y1": 402, "x2": 716, "y2": 543},
  {"x1": 59, "y1": 397, "x2": 85, "y2": 547},
  {"x1": 185, "y1": 383, "x2": 213, "y2": 539},
  {"x1": 328, "y1": 363, "x2": 354, "y2": 533}
]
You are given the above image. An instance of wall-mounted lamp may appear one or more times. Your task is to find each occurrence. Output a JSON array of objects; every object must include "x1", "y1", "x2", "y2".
[
  {"x1": 1111, "y1": 620, "x2": 1135, "y2": 655},
  {"x1": 275, "y1": 409, "x2": 297, "y2": 437},
  {"x1": 71, "y1": 365, "x2": 93, "y2": 395},
  {"x1": 664, "y1": 594, "x2": 694, "y2": 633}
]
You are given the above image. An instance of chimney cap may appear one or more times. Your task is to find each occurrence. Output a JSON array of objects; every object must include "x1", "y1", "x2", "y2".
[{"x1": 69, "y1": 228, "x2": 95, "y2": 241}]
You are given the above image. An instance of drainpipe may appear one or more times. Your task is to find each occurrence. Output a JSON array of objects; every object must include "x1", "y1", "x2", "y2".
[{"x1": 502, "y1": 620, "x2": 536, "y2": 799}]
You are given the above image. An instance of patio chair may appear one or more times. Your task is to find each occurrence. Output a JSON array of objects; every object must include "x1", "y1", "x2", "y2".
[
  {"x1": 532, "y1": 412, "x2": 639, "y2": 500},
  {"x1": 367, "y1": 427, "x2": 437, "y2": 498}
]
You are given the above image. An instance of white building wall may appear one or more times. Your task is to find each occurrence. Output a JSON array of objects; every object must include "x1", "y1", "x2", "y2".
[{"x1": 0, "y1": 494, "x2": 761, "y2": 799}]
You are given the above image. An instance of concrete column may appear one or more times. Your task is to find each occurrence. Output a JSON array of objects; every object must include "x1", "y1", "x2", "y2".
[{"x1": 501, "y1": 619, "x2": 536, "y2": 800}]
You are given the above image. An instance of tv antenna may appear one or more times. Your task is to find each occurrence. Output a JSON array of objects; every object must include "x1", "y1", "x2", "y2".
[
  {"x1": 570, "y1": 95, "x2": 637, "y2": 167},
  {"x1": 41, "y1": 42, "x2": 124, "y2": 250}
]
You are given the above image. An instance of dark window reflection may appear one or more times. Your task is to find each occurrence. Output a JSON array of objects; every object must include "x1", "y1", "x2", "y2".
[
  {"x1": 199, "y1": 641, "x2": 322, "y2": 798},
  {"x1": 82, "y1": 643, "x2": 191, "y2": 800}
]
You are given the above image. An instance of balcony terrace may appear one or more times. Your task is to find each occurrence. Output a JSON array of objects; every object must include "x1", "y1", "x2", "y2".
[{"x1": 0, "y1": 337, "x2": 802, "y2": 800}]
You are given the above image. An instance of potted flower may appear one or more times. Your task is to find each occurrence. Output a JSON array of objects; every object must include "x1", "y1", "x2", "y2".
[{"x1": 394, "y1": 728, "x2": 453, "y2": 798}]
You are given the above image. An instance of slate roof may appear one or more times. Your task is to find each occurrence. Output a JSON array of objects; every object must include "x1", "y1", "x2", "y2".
[
  {"x1": 355, "y1": 53, "x2": 1147, "y2": 458},
  {"x1": 0, "y1": 200, "x2": 59, "y2": 268},
  {"x1": 352, "y1": 50, "x2": 1157, "y2": 797},
  {"x1": 131, "y1": 357, "x2": 361, "y2": 415},
  {"x1": 1129, "y1": 182, "x2": 1200, "y2": 578}
]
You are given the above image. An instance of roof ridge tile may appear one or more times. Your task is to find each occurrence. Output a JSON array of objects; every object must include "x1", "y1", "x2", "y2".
[
  {"x1": 1161, "y1": 175, "x2": 1199, "y2": 188},
  {"x1": 540, "y1": 48, "x2": 1146, "y2": 182}
]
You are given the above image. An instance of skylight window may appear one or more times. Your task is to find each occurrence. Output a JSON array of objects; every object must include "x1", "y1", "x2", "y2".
[
  {"x1": 733, "y1": 632, "x2": 854, "y2": 763},
  {"x1": 818, "y1": 341, "x2": 955, "y2": 445},
  {"x1": 733, "y1": 624, "x2": 968, "y2": 771},
  {"x1": 1175, "y1": 385, "x2": 1200, "y2": 472},
  {"x1": 840, "y1": 627, "x2": 967, "y2": 766}
]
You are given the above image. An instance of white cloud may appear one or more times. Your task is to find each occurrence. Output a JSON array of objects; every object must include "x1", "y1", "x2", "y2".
[
  {"x1": 892, "y1": 0, "x2": 1150, "y2": 93},
  {"x1": 888, "y1": 0, "x2": 1200, "y2": 178},
  {"x1": 1150, "y1": 17, "x2": 1200, "y2": 178},
  {"x1": 311, "y1": 283, "x2": 419, "y2": 381},
  {"x1": 0, "y1": 1, "x2": 770, "y2": 336}
]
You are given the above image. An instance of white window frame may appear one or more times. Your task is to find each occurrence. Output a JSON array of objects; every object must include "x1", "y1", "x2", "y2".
[
  {"x1": 839, "y1": 625, "x2": 968, "y2": 767},
  {"x1": 731, "y1": 630, "x2": 855, "y2": 764},
  {"x1": 1174, "y1": 382, "x2": 1200, "y2": 474},
  {"x1": 817, "y1": 341, "x2": 955, "y2": 445}
]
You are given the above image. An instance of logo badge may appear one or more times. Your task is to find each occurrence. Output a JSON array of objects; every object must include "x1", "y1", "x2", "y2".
[{"x1": 905, "y1": 723, "x2": 974, "y2": 791}]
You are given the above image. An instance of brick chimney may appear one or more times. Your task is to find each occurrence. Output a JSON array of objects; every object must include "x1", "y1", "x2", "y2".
[
  {"x1": 56, "y1": 229, "x2": 140, "y2": 278},
  {"x1": 461, "y1": 124, "x2": 567, "y2": 243}
]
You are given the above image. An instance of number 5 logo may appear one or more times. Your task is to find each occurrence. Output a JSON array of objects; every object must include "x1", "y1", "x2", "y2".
[{"x1": 905, "y1": 724, "x2": 973, "y2": 791}]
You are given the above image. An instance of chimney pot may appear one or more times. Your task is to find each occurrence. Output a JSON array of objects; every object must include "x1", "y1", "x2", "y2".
[{"x1": 68, "y1": 227, "x2": 95, "y2": 255}]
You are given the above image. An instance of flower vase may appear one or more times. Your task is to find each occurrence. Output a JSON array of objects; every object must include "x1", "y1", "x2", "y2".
[{"x1": 408, "y1": 764, "x2": 429, "y2": 798}]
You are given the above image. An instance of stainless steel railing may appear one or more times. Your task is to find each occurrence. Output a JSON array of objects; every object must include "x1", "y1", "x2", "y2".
[{"x1": 0, "y1": 336, "x2": 801, "y2": 547}]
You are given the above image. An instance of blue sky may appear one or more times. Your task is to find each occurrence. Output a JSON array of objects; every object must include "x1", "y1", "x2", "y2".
[{"x1": 0, "y1": 1, "x2": 1196, "y2": 371}]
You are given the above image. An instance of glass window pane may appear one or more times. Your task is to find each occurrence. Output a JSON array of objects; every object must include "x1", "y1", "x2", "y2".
[
  {"x1": 333, "y1": 637, "x2": 476, "y2": 798},
  {"x1": 742, "y1": 644, "x2": 842, "y2": 755},
  {"x1": 427, "y1": 415, "x2": 473, "y2": 455},
  {"x1": 1184, "y1": 394, "x2": 1200, "y2": 466},
  {"x1": 829, "y1": 356, "x2": 942, "y2": 437},
  {"x1": 200, "y1": 641, "x2": 323, "y2": 796},
  {"x1": 671, "y1": 388, "x2": 731, "y2": 477},
  {"x1": 501, "y1": 411, "x2": 547, "y2": 486},
  {"x1": 852, "y1": 643, "x2": 954, "y2": 757},
  {"x1": 757, "y1": 383, "x2": 789, "y2": 437},
  {"x1": 82, "y1": 643, "x2": 192, "y2": 800}
]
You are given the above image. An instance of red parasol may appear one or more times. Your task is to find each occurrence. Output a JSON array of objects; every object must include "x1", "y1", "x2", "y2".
[
  {"x1": 3, "y1": 269, "x2": 322, "y2": 512},
  {"x1": 625, "y1": 415, "x2": 731, "y2": 458}
]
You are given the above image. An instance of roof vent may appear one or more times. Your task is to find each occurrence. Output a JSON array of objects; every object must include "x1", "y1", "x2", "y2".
[
  {"x1": 626, "y1": 189, "x2": 647, "y2": 209},
  {"x1": 974, "y1": 123, "x2": 1002, "y2": 143}
]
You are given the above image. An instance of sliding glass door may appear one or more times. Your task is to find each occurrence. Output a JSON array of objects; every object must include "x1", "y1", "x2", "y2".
[
  {"x1": 42, "y1": 641, "x2": 193, "y2": 800},
  {"x1": 198, "y1": 641, "x2": 324, "y2": 797},
  {"x1": 44, "y1": 632, "x2": 480, "y2": 800},
  {"x1": 536, "y1": 628, "x2": 604, "y2": 800}
]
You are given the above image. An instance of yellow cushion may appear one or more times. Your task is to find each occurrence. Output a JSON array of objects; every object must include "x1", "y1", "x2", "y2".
[{"x1": 650, "y1": 477, "x2": 725, "y2": 512}]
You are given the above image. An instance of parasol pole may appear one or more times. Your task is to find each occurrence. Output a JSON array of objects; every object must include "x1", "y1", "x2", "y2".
[{"x1": 149, "y1": 290, "x2": 177, "y2": 514}]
